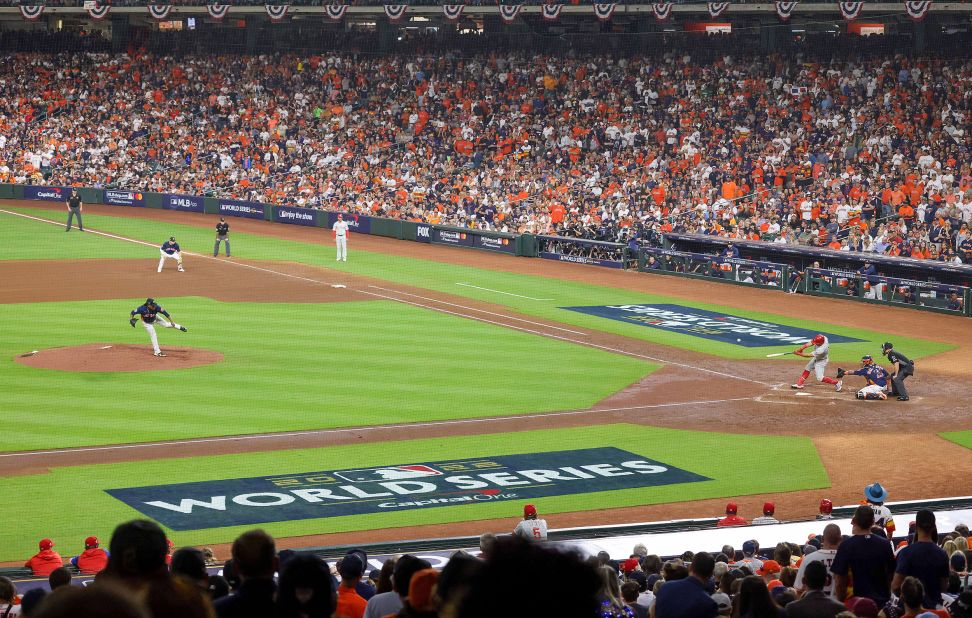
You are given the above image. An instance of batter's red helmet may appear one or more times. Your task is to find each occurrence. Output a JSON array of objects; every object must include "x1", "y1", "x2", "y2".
[
  {"x1": 819, "y1": 499, "x2": 833, "y2": 515},
  {"x1": 725, "y1": 502, "x2": 738, "y2": 515},
  {"x1": 763, "y1": 502, "x2": 776, "y2": 516},
  {"x1": 812, "y1": 335, "x2": 825, "y2": 346}
]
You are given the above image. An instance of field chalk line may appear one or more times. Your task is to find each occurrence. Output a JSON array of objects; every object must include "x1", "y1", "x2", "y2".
[
  {"x1": 456, "y1": 282, "x2": 554, "y2": 301},
  {"x1": 0, "y1": 397, "x2": 756, "y2": 459},
  {"x1": 0, "y1": 207, "x2": 772, "y2": 387}
]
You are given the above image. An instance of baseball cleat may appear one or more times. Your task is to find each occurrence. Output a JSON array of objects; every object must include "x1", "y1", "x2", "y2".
[
  {"x1": 835, "y1": 380, "x2": 843, "y2": 392},
  {"x1": 179, "y1": 326, "x2": 187, "y2": 332},
  {"x1": 154, "y1": 352, "x2": 166, "y2": 357},
  {"x1": 790, "y1": 384, "x2": 804, "y2": 389},
  {"x1": 178, "y1": 267, "x2": 185, "y2": 272},
  {"x1": 856, "y1": 392, "x2": 866, "y2": 400},
  {"x1": 898, "y1": 396, "x2": 909, "y2": 401}
]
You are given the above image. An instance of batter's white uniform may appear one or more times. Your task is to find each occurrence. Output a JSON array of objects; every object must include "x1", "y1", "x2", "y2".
[
  {"x1": 513, "y1": 518, "x2": 548, "y2": 541},
  {"x1": 333, "y1": 219, "x2": 349, "y2": 261},
  {"x1": 805, "y1": 338, "x2": 831, "y2": 380},
  {"x1": 144, "y1": 316, "x2": 183, "y2": 355}
]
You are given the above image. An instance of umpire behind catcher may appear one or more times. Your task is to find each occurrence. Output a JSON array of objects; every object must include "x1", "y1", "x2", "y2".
[{"x1": 882, "y1": 342, "x2": 914, "y2": 401}]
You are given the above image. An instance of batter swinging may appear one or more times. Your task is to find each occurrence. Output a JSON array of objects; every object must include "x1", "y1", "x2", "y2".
[
  {"x1": 791, "y1": 334, "x2": 842, "y2": 390},
  {"x1": 130, "y1": 298, "x2": 187, "y2": 357}
]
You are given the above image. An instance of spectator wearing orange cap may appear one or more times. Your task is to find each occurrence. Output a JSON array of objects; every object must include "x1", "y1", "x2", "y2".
[
  {"x1": 70, "y1": 536, "x2": 109, "y2": 575},
  {"x1": 512, "y1": 504, "x2": 548, "y2": 541},
  {"x1": 24, "y1": 539, "x2": 63, "y2": 577},
  {"x1": 757, "y1": 560, "x2": 783, "y2": 585},
  {"x1": 752, "y1": 502, "x2": 781, "y2": 525},
  {"x1": 716, "y1": 503, "x2": 747, "y2": 528}
]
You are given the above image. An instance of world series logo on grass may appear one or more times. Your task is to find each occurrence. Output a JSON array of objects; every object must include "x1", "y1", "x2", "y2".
[
  {"x1": 106, "y1": 448, "x2": 709, "y2": 530},
  {"x1": 562, "y1": 304, "x2": 864, "y2": 347}
]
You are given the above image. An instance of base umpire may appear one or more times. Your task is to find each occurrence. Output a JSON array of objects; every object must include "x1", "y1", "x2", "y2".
[{"x1": 882, "y1": 342, "x2": 914, "y2": 401}]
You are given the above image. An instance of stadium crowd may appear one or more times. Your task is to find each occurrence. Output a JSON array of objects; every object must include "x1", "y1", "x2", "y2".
[
  {"x1": 7, "y1": 490, "x2": 972, "y2": 618},
  {"x1": 1, "y1": 36, "x2": 971, "y2": 262}
]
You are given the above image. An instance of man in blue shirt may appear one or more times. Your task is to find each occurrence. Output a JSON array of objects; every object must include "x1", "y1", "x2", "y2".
[
  {"x1": 130, "y1": 298, "x2": 188, "y2": 357},
  {"x1": 654, "y1": 551, "x2": 718, "y2": 618},
  {"x1": 832, "y1": 505, "x2": 896, "y2": 608},
  {"x1": 892, "y1": 509, "x2": 948, "y2": 609},
  {"x1": 158, "y1": 236, "x2": 185, "y2": 273}
]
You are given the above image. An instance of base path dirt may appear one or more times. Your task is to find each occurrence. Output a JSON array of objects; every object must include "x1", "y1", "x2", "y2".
[
  {"x1": 3, "y1": 200, "x2": 972, "y2": 561},
  {"x1": 14, "y1": 343, "x2": 223, "y2": 372}
]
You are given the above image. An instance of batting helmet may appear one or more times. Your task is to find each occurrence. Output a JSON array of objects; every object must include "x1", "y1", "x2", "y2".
[
  {"x1": 763, "y1": 501, "x2": 776, "y2": 516},
  {"x1": 819, "y1": 499, "x2": 833, "y2": 515},
  {"x1": 861, "y1": 355, "x2": 873, "y2": 366},
  {"x1": 725, "y1": 502, "x2": 738, "y2": 515},
  {"x1": 812, "y1": 335, "x2": 825, "y2": 346}
]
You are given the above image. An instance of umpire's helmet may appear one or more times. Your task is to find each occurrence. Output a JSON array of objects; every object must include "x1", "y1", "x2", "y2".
[
  {"x1": 882, "y1": 342, "x2": 894, "y2": 353},
  {"x1": 861, "y1": 355, "x2": 873, "y2": 365}
]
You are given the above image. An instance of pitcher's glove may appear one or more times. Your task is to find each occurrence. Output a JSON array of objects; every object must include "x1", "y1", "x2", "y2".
[
  {"x1": 130, "y1": 317, "x2": 137, "y2": 328},
  {"x1": 836, "y1": 367, "x2": 846, "y2": 378}
]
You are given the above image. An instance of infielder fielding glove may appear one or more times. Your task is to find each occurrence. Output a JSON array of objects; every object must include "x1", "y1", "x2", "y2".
[
  {"x1": 130, "y1": 318, "x2": 137, "y2": 328},
  {"x1": 836, "y1": 367, "x2": 846, "y2": 378}
]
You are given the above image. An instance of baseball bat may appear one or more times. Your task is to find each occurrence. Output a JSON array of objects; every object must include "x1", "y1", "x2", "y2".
[{"x1": 765, "y1": 352, "x2": 792, "y2": 358}]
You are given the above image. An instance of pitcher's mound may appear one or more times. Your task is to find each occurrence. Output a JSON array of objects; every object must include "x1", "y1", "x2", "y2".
[{"x1": 14, "y1": 343, "x2": 223, "y2": 372}]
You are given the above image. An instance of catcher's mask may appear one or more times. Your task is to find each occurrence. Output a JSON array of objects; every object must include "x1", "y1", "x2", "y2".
[{"x1": 861, "y1": 355, "x2": 873, "y2": 366}]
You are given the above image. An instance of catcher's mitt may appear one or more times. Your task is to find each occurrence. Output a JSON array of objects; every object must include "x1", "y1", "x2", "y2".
[
  {"x1": 836, "y1": 367, "x2": 846, "y2": 378},
  {"x1": 130, "y1": 317, "x2": 137, "y2": 328}
]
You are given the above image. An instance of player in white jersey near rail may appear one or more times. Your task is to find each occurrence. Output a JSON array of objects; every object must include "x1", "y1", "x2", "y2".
[
  {"x1": 513, "y1": 504, "x2": 548, "y2": 541},
  {"x1": 332, "y1": 213, "x2": 350, "y2": 262},
  {"x1": 791, "y1": 334, "x2": 843, "y2": 391}
]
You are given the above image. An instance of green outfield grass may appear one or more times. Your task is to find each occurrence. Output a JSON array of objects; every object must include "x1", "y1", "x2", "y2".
[
  {"x1": 0, "y1": 298, "x2": 654, "y2": 452},
  {"x1": 2, "y1": 206, "x2": 951, "y2": 363},
  {"x1": 0, "y1": 424, "x2": 829, "y2": 562}
]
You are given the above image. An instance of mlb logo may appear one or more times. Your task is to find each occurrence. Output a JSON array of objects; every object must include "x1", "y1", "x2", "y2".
[{"x1": 335, "y1": 464, "x2": 443, "y2": 483}]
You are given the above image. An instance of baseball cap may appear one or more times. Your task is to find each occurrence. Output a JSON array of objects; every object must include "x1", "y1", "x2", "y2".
[
  {"x1": 39, "y1": 538, "x2": 54, "y2": 551},
  {"x1": 819, "y1": 498, "x2": 833, "y2": 514},
  {"x1": 85, "y1": 536, "x2": 99, "y2": 548},
  {"x1": 711, "y1": 592, "x2": 731, "y2": 611},
  {"x1": 523, "y1": 504, "x2": 537, "y2": 517},
  {"x1": 756, "y1": 560, "x2": 781, "y2": 576},
  {"x1": 762, "y1": 501, "x2": 775, "y2": 515},
  {"x1": 846, "y1": 596, "x2": 879, "y2": 618},
  {"x1": 338, "y1": 553, "x2": 365, "y2": 579},
  {"x1": 725, "y1": 502, "x2": 738, "y2": 515},
  {"x1": 742, "y1": 540, "x2": 757, "y2": 556},
  {"x1": 169, "y1": 236, "x2": 176, "y2": 241}
]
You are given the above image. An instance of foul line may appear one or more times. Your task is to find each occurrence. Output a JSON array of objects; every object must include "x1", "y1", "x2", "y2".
[
  {"x1": 0, "y1": 208, "x2": 772, "y2": 386},
  {"x1": 456, "y1": 282, "x2": 553, "y2": 301},
  {"x1": 0, "y1": 397, "x2": 755, "y2": 459}
]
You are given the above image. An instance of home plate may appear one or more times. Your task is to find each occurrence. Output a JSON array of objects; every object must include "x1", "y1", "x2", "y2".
[
  {"x1": 795, "y1": 392, "x2": 812, "y2": 396},
  {"x1": 100, "y1": 345, "x2": 113, "y2": 350},
  {"x1": 331, "y1": 284, "x2": 347, "y2": 289}
]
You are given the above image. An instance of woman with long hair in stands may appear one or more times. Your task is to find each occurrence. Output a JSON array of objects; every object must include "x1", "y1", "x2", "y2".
[
  {"x1": 597, "y1": 565, "x2": 635, "y2": 618},
  {"x1": 275, "y1": 554, "x2": 335, "y2": 618},
  {"x1": 733, "y1": 575, "x2": 784, "y2": 618}
]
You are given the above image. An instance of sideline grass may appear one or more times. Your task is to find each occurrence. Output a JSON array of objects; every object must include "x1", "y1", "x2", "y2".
[
  {"x1": 2, "y1": 206, "x2": 950, "y2": 363},
  {"x1": 0, "y1": 424, "x2": 828, "y2": 562},
  {"x1": 0, "y1": 298, "x2": 653, "y2": 452},
  {"x1": 940, "y1": 431, "x2": 972, "y2": 452}
]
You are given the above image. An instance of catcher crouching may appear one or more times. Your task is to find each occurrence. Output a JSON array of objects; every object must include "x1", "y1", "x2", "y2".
[{"x1": 836, "y1": 355, "x2": 891, "y2": 400}]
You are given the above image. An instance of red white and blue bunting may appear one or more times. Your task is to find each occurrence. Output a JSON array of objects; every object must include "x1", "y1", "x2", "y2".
[
  {"x1": 838, "y1": 1, "x2": 864, "y2": 20},
  {"x1": 148, "y1": 5, "x2": 172, "y2": 20},
  {"x1": 442, "y1": 4, "x2": 464, "y2": 22},
  {"x1": 18, "y1": 5, "x2": 45, "y2": 20},
  {"x1": 542, "y1": 4, "x2": 563, "y2": 21},
  {"x1": 383, "y1": 4, "x2": 408, "y2": 21},
  {"x1": 651, "y1": 3, "x2": 672, "y2": 21},
  {"x1": 207, "y1": 4, "x2": 230, "y2": 20},
  {"x1": 707, "y1": 2, "x2": 729, "y2": 17},
  {"x1": 325, "y1": 4, "x2": 349, "y2": 20},
  {"x1": 498, "y1": 4, "x2": 522, "y2": 24},
  {"x1": 265, "y1": 4, "x2": 290, "y2": 21},
  {"x1": 593, "y1": 3, "x2": 616, "y2": 21},
  {"x1": 86, "y1": 4, "x2": 110, "y2": 20},
  {"x1": 904, "y1": 0, "x2": 930, "y2": 20},
  {"x1": 775, "y1": 1, "x2": 797, "y2": 20}
]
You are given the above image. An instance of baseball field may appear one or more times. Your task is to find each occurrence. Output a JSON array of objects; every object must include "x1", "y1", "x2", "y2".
[{"x1": 2, "y1": 201, "x2": 972, "y2": 564}]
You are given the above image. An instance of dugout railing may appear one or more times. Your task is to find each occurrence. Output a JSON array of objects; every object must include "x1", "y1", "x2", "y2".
[{"x1": 2, "y1": 182, "x2": 970, "y2": 318}]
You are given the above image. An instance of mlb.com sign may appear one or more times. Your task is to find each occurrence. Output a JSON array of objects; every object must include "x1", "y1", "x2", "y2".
[{"x1": 106, "y1": 448, "x2": 708, "y2": 530}]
